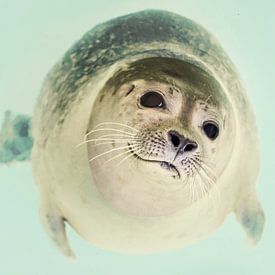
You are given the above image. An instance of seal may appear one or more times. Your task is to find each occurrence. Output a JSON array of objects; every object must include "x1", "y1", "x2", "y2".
[{"x1": 30, "y1": 9, "x2": 265, "y2": 258}]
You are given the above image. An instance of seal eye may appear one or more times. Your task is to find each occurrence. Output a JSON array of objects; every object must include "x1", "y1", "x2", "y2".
[
  {"x1": 202, "y1": 121, "x2": 219, "y2": 140},
  {"x1": 140, "y1": 91, "x2": 165, "y2": 108}
]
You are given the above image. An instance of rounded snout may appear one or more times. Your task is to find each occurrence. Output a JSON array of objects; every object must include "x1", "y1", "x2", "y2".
[{"x1": 167, "y1": 130, "x2": 198, "y2": 152}]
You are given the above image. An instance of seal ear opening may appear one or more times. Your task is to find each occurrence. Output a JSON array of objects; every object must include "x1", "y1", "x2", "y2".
[
  {"x1": 234, "y1": 190, "x2": 265, "y2": 245},
  {"x1": 40, "y1": 197, "x2": 76, "y2": 259}
]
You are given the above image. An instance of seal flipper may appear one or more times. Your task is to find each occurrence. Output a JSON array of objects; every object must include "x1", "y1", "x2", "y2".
[
  {"x1": 234, "y1": 190, "x2": 265, "y2": 245},
  {"x1": 40, "y1": 198, "x2": 76, "y2": 259},
  {"x1": 0, "y1": 111, "x2": 33, "y2": 163}
]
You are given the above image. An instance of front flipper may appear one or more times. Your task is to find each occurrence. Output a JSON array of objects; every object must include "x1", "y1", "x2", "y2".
[
  {"x1": 234, "y1": 190, "x2": 265, "y2": 245},
  {"x1": 40, "y1": 197, "x2": 76, "y2": 259}
]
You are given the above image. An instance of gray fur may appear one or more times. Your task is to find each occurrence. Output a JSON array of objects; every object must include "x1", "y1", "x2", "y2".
[{"x1": 36, "y1": 9, "x2": 245, "y2": 130}]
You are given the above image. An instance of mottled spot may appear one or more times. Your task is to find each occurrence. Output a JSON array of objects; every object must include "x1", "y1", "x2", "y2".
[
  {"x1": 99, "y1": 94, "x2": 105, "y2": 102},
  {"x1": 125, "y1": 84, "x2": 135, "y2": 96}
]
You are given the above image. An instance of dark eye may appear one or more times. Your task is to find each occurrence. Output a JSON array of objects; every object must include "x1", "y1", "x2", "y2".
[
  {"x1": 140, "y1": 91, "x2": 165, "y2": 108},
  {"x1": 202, "y1": 121, "x2": 219, "y2": 140}
]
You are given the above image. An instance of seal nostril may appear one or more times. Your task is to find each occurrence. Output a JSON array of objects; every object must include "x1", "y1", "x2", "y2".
[
  {"x1": 184, "y1": 143, "x2": 198, "y2": 152},
  {"x1": 168, "y1": 131, "x2": 198, "y2": 152},
  {"x1": 169, "y1": 132, "x2": 180, "y2": 147}
]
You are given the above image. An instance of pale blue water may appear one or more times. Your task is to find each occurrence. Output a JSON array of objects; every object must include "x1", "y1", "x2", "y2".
[{"x1": 0, "y1": 1, "x2": 274, "y2": 274}]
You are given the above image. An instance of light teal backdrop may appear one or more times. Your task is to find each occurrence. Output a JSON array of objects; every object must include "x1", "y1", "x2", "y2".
[{"x1": 0, "y1": 1, "x2": 274, "y2": 274}]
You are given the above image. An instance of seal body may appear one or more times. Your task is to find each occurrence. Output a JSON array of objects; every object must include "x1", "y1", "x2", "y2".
[{"x1": 31, "y1": 10, "x2": 265, "y2": 258}]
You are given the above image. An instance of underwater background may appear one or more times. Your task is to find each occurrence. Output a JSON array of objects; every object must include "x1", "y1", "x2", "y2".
[{"x1": 0, "y1": 0, "x2": 274, "y2": 274}]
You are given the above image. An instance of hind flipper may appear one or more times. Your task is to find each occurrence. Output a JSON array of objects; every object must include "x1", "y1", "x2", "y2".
[
  {"x1": 40, "y1": 197, "x2": 76, "y2": 259},
  {"x1": 0, "y1": 111, "x2": 33, "y2": 163},
  {"x1": 234, "y1": 189, "x2": 265, "y2": 245}
]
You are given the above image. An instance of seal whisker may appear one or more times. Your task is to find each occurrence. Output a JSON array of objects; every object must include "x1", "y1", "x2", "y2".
[
  {"x1": 103, "y1": 144, "x2": 141, "y2": 164},
  {"x1": 97, "y1": 133, "x2": 140, "y2": 139},
  {"x1": 201, "y1": 169, "x2": 221, "y2": 207},
  {"x1": 91, "y1": 148, "x2": 143, "y2": 180},
  {"x1": 193, "y1": 157, "x2": 217, "y2": 183},
  {"x1": 89, "y1": 145, "x2": 137, "y2": 162},
  {"x1": 115, "y1": 148, "x2": 144, "y2": 168},
  {"x1": 75, "y1": 137, "x2": 140, "y2": 148},
  {"x1": 200, "y1": 162, "x2": 217, "y2": 184},
  {"x1": 196, "y1": 172, "x2": 207, "y2": 199},
  {"x1": 186, "y1": 158, "x2": 205, "y2": 204},
  {"x1": 104, "y1": 149, "x2": 135, "y2": 165},
  {"x1": 189, "y1": 179, "x2": 195, "y2": 204},
  {"x1": 198, "y1": 174, "x2": 208, "y2": 202},
  {"x1": 193, "y1": 176, "x2": 199, "y2": 204},
  {"x1": 192, "y1": 164, "x2": 218, "y2": 209},
  {"x1": 86, "y1": 128, "x2": 136, "y2": 139},
  {"x1": 92, "y1": 122, "x2": 140, "y2": 132},
  {"x1": 189, "y1": 175, "x2": 197, "y2": 204},
  {"x1": 200, "y1": 172, "x2": 219, "y2": 210},
  {"x1": 195, "y1": 161, "x2": 220, "y2": 208},
  {"x1": 87, "y1": 141, "x2": 142, "y2": 147}
]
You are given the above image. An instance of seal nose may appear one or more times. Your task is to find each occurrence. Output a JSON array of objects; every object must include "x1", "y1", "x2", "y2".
[{"x1": 168, "y1": 130, "x2": 198, "y2": 152}]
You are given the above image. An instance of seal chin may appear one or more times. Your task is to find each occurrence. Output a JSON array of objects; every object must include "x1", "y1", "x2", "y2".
[{"x1": 160, "y1": 162, "x2": 181, "y2": 178}]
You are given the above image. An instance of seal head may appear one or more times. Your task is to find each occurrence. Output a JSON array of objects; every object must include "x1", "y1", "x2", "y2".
[{"x1": 88, "y1": 57, "x2": 235, "y2": 216}]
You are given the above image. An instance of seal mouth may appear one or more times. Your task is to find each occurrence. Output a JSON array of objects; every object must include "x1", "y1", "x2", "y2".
[
  {"x1": 129, "y1": 145, "x2": 181, "y2": 178},
  {"x1": 160, "y1": 162, "x2": 181, "y2": 178}
]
